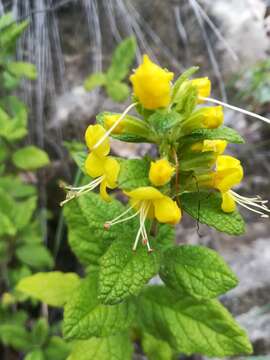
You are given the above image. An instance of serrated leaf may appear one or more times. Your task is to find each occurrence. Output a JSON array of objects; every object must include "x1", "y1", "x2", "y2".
[
  {"x1": 7, "y1": 61, "x2": 37, "y2": 80},
  {"x1": 118, "y1": 158, "x2": 151, "y2": 190},
  {"x1": 12, "y1": 145, "x2": 50, "y2": 170},
  {"x1": 84, "y1": 72, "x2": 106, "y2": 91},
  {"x1": 63, "y1": 275, "x2": 135, "y2": 340},
  {"x1": 99, "y1": 239, "x2": 160, "y2": 304},
  {"x1": 64, "y1": 192, "x2": 136, "y2": 268},
  {"x1": 106, "y1": 81, "x2": 130, "y2": 102},
  {"x1": 68, "y1": 333, "x2": 133, "y2": 360},
  {"x1": 172, "y1": 66, "x2": 199, "y2": 100},
  {"x1": 15, "y1": 244, "x2": 54, "y2": 269},
  {"x1": 142, "y1": 332, "x2": 174, "y2": 360},
  {"x1": 107, "y1": 37, "x2": 136, "y2": 81},
  {"x1": 159, "y1": 245, "x2": 238, "y2": 299},
  {"x1": 17, "y1": 272, "x2": 80, "y2": 307},
  {"x1": 181, "y1": 191, "x2": 245, "y2": 235},
  {"x1": 0, "y1": 19, "x2": 28, "y2": 49},
  {"x1": 183, "y1": 126, "x2": 245, "y2": 144},
  {"x1": 155, "y1": 223, "x2": 175, "y2": 251},
  {"x1": 138, "y1": 286, "x2": 252, "y2": 357},
  {"x1": 148, "y1": 110, "x2": 182, "y2": 136}
]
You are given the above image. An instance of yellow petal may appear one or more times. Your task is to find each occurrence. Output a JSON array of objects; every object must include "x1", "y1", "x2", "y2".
[
  {"x1": 153, "y1": 196, "x2": 181, "y2": 225},
  {"x1": 104, "y1": 157, "x2": 120, "y2": 188},
  {"x1": 125, "y1": 186, "x2": 164, "y2": 201},
  {"x1": 191, "y1": 77, "x2": 211, "y2": 103},
  {"x1": 85, "y1": 124, "x2": 110, "y2": 157},
  {"x1": 100, "y1": 180, "x2": 111, "y2": 202},
  {"x1": 85, "y1": 152, "x2": 105, "y2": 178},
  {"x1": 216, "y1": 155, "x2": 241, "y2": 171},
  {"x1": 149, "y1": 158, "x2": 175, "y2": 187},
  {"x1": 129, "y1": 54, "x2": 174, "y2": 110},
  {"x1": 202, "y1": 140, "x2": 227, "y2": 155},
  {"x1": 201, "y1": 106, "x2": 224, "y2": 128},
  {"x1": 221, "y1": 192, "x2": 236, "y2": 213}
]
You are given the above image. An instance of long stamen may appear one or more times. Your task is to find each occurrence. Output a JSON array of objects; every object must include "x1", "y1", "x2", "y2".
[
  {"x1": 199, "y1": 96, "x2": 270, "y2": 125},
  {"x1": 230, "y1": 190, "x2": 270, "y2": 218},
  {"x1": 133, "y1": 202, "x2": 147, "y2": 251},
  {"x1": 60, "y1": 176, "x2": 104, "y2": 206},
  {"x1": 92, "y1": 102, "x2": 138, "y2": 150},
  {"x1": 105, "y1": 208, "x2": 141, "y2": 227}
]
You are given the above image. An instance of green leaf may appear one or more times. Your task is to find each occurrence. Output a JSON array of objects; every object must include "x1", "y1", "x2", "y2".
[
  {"x1": 138, "y1": 286, "x2": 252, "y2": 357},
  {"x1": 25, "y1": 350, "x2": 45, "y2": 360},
  {"x1": 63, "y1": 192, "x2": 136, "y2": 268},
  {"x1": 16, "y1": 272, "x2": 80, "y2": 307},
  {"x1": 181, "y1": 191, "x2": 245, "y2": 235},
  {"x1": 0, "y1": 323, "x2": 32, "y2": 352},
  {"x1": 68, "y1": 334, "x2": 133, "y2": 360},
  {"x1": 159, "y1": 245, "x2": 238, "y2": 299},
  {"x1": 118, "y1": 158, "x2": 151, "y2": 190},
  {"x1": 0, "y1": 176, "x2": 36, "y2": 198},
  {"x1": 107, "y1": 37, "x2": 136, "y2": 81},
  {"x1": 148, "y1": 110, "x2": 182, "y2": 136},
  {"x1": 99, "y1": 239, "x2": 160, "y2": 304},
  {"x1": 7, "y1": 61, "x2": 37, "y2": 80},
  {"x1": 84, "y1": 72, "x2": 106, "y2": 91},
  {"x1": 32, "y1": 318, "x2": 49, "y2": 346},
  {"x1": 106, "y1": 81, "x2": 130, "y2": 102},
  {"x1": 0, "y1": 211, "x2": 16, "y2": 236},
  {"x1": 15, "y1": 244, "x2": 54, "y2": 269},
  {"x1": 12, "y1": 145, "x2": 50, "y2": 170},
  {"x1": 0, "y1": 19, "x2": 29, "y2": 49},
  {"x1": 155, "y1": 223, "x2": 175, "y2": 251},
  {"x1": 142, "y1": 332, "x2": 174, "y2": 360},
  {"x1": 44, "y1": 336, "x2": 71, "y2": 360},
  {"x1": 13, "y1": 196, "x2": 37, "y2": 230},
  {"x1": 183, "y1": 126, "x2": 245, "y2": 144},
  {"x1": 63, "y1": 274, "x2": 135, "y2": 340}
]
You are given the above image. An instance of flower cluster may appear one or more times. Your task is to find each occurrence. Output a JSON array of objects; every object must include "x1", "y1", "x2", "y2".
[{"x1": 61, "y1": 55, "x2": 270, "y2": 251}]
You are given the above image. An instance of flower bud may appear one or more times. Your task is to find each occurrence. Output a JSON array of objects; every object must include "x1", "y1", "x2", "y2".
[
  {"x1": 191, "y1": 140, "x2": 227, "y2": 155},
  {"x1": 201, "y1": 106, "x2": 224, "y2": 129},
  {"x1": 130, "y1": 55, "x2": 174, "y2": 110},
  {"x1": 191, "y1": 77, "x2": 211, "y2": 102},
  {"x1": 149, "y1": 159, "x2": 175, "y2": 186},
  {"x1": 104, "y1": 114, "x2": 125, "y2": 134}
]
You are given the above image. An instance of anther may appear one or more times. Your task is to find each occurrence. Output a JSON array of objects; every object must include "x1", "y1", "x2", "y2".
[{"x1": 104, "y1": 223, "x2": 111, "y2": 230}]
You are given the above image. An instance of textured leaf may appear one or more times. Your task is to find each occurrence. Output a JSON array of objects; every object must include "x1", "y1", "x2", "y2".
[
  {"x1": 24, "y1": 350, "x2": 45, "y2": 360},
  {"x1": 68, "y1": 333, "x2": 133, "y2": 360},
  {"x1": 172, "y1": 66, "x2": 199, "y2": 100},
  {"x1": 155, "y1": 223, "x2": 175, "y2": 251},
  {"x1": 12, "y1": 146, "x2": 50, "y2": 170},
  {"x1": 118, "y1": 158, "x2": 151, "y2": 190},
  {"x1": 63, "y1": 275, "x2": 135, "y2": 340},
  {"x1": 17, "y1": 272, "x2": 80, "y2": 307},
  {"x1": 181, "y1": 191, "x2": 245, "y2": 235},
  {"x1": 148, "y1": 110, "x2": 182, "y2": 136},
  {"x1": 142, "y1": 332, "x2": 174, "y2": 360},
  {"x1": 63, "y1": 192, "x2": 136, "y2": 268},
  {"x1": 15, "y1": 244, "x2": 54, "y2": 269},
  {"x1": 159, "y1": 245, "x2": 238, "y2": 299},
  {"x1": 107, "y1": 37, "x2": 136, "y2": 81},
  {"x1": 0, "y1": 211, "x2": 16, "y2": 236},
  {"x1": 99, "y1": 239, "x2": 160, "y2": 304},
  {"x1": 31, "y1": 318, "x2": 49, "y2": 346},
  {"x1": 0, "y1": 176, "x2": 36, "y2": 198},
  {"x1": 84, "y1": 72, "x2": 106, "y2": 91},
  {"x1": 183, "y1": 126, "x2": 245, "y2": 144},
  {"x1": 13, "y1": 196, "x2": 37, "y2": 230},
  {"x1": 106, "y1": 81, "x2": 130, "y2": 102},
  {"x1": 138, "y1": 286, "x2": 252, "y2": 357}
]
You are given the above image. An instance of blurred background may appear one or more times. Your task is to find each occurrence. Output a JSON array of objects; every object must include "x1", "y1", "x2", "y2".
[{"x1": 1, "y1": 0, "x2": 270, "y2": 359}]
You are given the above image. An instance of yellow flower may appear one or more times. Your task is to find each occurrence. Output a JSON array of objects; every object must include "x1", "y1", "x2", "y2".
[
  {"x1": 213, "y1": 155, "x2": 243, "y2": 213},
  {"x1": 104, "y1": 114, "x2": 125, "y2": 134},
  {"x1": 130, "y1": 55, "x2": 174, "y2": 110},
  {"x1": 105, "y1": 186, "x2": 181, "y2": 251},
  {"x1": 191, "y1": 77, "x2": 211, "y2": 103},
  {"x1": 201, "y1": 106, "x2": 224, "y2": 128},
  {"x1": 191, "y1": 140, "x2": 227, "y2": 155},
  {"x1": 85, "y1": 153, "x2": 120, "y2": 201},
  {"x1": 149, "y1": 159, "x2": 175, "y2": 186},
  {"x1": 85, "y1": 124, "x2": 110, "y2": 157}
]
